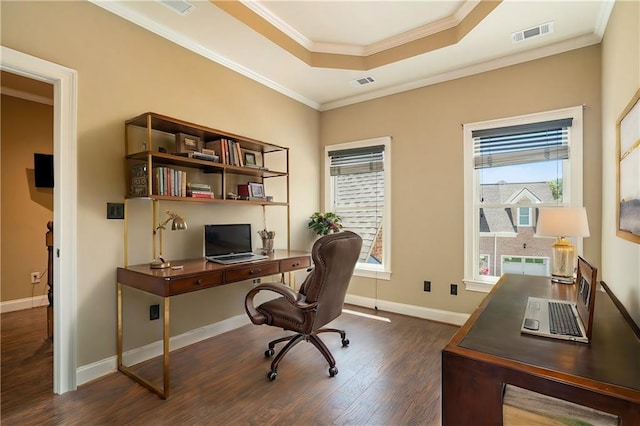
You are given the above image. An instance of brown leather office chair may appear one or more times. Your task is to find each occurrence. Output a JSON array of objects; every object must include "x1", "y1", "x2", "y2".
[{"x1": 245, "y1": 231, "x2": 362, "y2": 381}]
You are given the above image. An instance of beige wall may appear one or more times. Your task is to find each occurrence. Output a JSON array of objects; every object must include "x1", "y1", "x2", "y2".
[
  {"x1": 1, "y1": 1, "x2": 320, "y2": 366},
  {"x1": 601, "y1": 0, "x2": 640, "y2": 326},
  {"x1": 1, "y1": 95, "x2": 53, "y2": 302},
  {"x1": 320, "y1": 45, "x2": 602, "y2": 314},
  {"x1": 2, "y1": 0, "x2": 636, "y2": 372}
]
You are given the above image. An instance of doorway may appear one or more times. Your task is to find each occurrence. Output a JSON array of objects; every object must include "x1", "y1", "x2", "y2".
[{"x1": 1, "y1": 46, "x2": 78, "y2": 394}]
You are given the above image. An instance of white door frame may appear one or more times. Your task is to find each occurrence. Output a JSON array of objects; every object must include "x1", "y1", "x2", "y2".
[{"x1": 1, "y1": 46, "x2": 78, "y2": 394}]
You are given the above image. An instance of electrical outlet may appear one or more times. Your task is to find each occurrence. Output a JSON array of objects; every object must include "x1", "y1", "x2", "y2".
[
  {"x1": 252, "y1": 278, "x2": 261, "y2": 284},
  {"x1": 150, "y1": 304, "x2": 160, "y2": 321},
  {"x1": 450, "y1": 284, "x2": 458, "y2": 295},
  {"x1": 423, "y1": 280, "x2": 431, "y2": 292},
  {"x1": 30, "y1": 272, "x2": 41, "y2": 284}
]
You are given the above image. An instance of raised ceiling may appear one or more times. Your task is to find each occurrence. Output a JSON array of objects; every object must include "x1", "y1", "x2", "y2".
[{"x1": 92, "y1": 0, "x2": 613, "y2": 111}]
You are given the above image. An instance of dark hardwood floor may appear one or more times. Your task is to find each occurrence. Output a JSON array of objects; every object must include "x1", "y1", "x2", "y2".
[{"x1": 1, "y1": 305, "x2": 458, "y2": 425}]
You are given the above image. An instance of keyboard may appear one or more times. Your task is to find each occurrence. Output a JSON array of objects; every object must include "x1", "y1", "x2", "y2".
[
  {"x1": 214, "y1": 254, "x2": 253, "y2": 261},
  {"x1": 549, "y1": 302, "x2": 582, "y2": 337},
  {"x1": 206, "y1": 253, "x2": 268, "y2": 264}
]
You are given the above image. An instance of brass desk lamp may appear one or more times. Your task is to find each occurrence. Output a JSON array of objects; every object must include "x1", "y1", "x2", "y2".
[{"x1": 151, "y1": 210, "x2": 187, "y2": 269}]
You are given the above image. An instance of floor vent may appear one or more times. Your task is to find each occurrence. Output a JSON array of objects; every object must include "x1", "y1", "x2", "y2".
[
  {"x1": 156, "y1": 0, "x2": 195, "y2": 16},
  {"x1": 512, "y1": 21, "x2": 554, "y2": 43},
  {"x1": 350, "y1": 76, "x2": 376, "y2": 88}
]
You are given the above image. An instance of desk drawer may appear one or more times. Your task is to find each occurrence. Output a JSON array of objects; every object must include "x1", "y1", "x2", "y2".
[
  {"x1": 170, "y1": 271, "x2": 223, "y2": 295},
  {"x1": 280, "y1": 256, "x2": 310, "y2": 272},
  {"x1": 225, "y1": 262, "x2": 279, "y2": 282}
]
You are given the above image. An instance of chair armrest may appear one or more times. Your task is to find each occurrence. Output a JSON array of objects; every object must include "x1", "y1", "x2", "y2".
[{"x1": 244, "y1": 282, "x2": 317, "y2": 325}]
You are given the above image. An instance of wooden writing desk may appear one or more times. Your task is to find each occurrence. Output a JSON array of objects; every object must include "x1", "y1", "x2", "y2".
[
  {"x1": 116, "y1": 250, "x2": 310, "y2": 398},
  {"x1": 442, "y1": 274, "x2": 640, "y2": 425}
]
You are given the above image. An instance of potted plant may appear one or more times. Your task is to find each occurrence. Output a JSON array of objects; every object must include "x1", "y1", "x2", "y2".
[{"x1": 308, "y1": 212, "x2": 343, "y2": 236}]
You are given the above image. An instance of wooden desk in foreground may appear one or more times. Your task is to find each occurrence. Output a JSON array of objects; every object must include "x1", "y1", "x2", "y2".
[
  {"x1": 442, "y1": 274, "x2": 640, "y2": 425},
  {"x1": 117, "y1": 250, "x2": 311, "y2": 398}
]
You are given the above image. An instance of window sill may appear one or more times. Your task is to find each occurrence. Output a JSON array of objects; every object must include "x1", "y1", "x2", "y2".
[
  {"x1": 462, "y1": 278, "x2": 497, "y2": 293},
  {"x1": 354, "y1": 268, "x2": 391, "y2": 280}
]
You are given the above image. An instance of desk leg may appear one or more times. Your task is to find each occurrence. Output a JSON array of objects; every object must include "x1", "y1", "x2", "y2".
[
  {"x1": 116, "y1": 283, "x2": 170, "y2": 399},
  {"x1": 162, "y1": 297, "x2": 170, "y2": 398}
]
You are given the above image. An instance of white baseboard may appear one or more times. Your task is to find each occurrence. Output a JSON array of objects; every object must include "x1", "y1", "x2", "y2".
[
  {"x1": 77, "y1": 296, "x2": 468, "y2": 386},
  {"x1": 0, "y1": 295, "x2": 49, "y2": 313},
  {"x1": 344, "y1": 294, "x2": 469, "y2": 326},
  {"x1": 77, "y1": 314, "x2": 250, "y2": 386}
]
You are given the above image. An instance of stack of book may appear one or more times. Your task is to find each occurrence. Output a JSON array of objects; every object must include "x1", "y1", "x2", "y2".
[
  {"x1": 174, "y1": 151, "x2": 220, "y2": 162},
  {"x1": 187, "y1": 182, "x2": 215, "y2": 199},
  {"x1": 205, "y1": 138, "x2": 244, "y2": 167},
  {"x1": 153, "y1": 166, "x2": 187, "y2": 197}
]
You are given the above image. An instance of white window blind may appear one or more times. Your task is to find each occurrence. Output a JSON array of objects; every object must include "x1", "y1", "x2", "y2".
[
  {"x1": 473, "y1": 118, "x2": 573, "y2": 169},
  {"x1": 328, "y1": 145, "x2": 385, "y2": 176}
]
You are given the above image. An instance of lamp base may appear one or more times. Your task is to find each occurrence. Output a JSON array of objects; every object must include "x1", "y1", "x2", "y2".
[
  {"x1": 551, "y1": 275, "x2": 575, "y2": 284},
  {"x1": 150, "y1": 258, "x2": 171, "y2": 269},
  {"x1": 550, "y1": 237, "x2": 576, "y2": 284}
]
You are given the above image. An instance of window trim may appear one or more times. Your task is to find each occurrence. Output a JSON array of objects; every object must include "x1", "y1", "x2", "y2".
[
  {"x1": 324, "y1": 136, "x2": 392, "y2": 280},
  {"x1": 517, "y1": 207, "x2": 532, "y2": 227},
  {"x1": 463, "y1": 106, "x2": 584, "y2": 292}
]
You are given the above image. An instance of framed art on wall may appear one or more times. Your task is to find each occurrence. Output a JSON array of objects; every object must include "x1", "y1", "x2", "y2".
[{"x1": 616, "y1": 88, "x2": 640, "y2": 244}]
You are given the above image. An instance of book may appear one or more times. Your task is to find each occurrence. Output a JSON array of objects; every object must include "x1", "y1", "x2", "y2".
[
  {"x1": 190, "y1": 191, "x2": 215, "y2": 199},
  {"x1": 205, "y1": 139, "x2": 229, "y2": 164},
  {"x1": 237, "y1": 184, "x2": 250, "y2": 198},
  {"x1": 187, "y1": 182, "x2": 211, "y2": 191},
  {"x1": 174, "y1": 151, "x2": 220, "y2": 163}
]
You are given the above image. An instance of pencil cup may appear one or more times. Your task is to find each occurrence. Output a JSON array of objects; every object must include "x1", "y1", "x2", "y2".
[{"x1": 261, "y1": 238, "x2": 274, "y2": 254}]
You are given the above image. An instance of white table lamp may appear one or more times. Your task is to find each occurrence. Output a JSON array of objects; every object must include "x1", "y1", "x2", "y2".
[{"x1": 536, "y1": 207, "x2": 589, "y2": 284}]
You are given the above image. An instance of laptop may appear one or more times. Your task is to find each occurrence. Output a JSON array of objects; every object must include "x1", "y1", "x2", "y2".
[
  {"x1": 520, "y1": 257, "x2": 597, "y2": 343},
  {"x1": 204, "y1": 224, "x2": 267, "y2": 265}
]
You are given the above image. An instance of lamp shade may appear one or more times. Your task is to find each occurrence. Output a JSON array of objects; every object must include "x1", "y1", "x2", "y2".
[
  {"x1": 171, "y1": 215, "x2": 187, "y2": 230},
  {"x1": 536, "y1": 207, "x2": 590, "y2": 238}
]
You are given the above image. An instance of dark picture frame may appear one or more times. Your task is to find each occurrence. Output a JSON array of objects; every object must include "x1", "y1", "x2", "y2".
[
  {"x1": 244, "y1": 151, "x2": 257, "y2": 166},
  {"x1": 616, "y1": 88, "x2": 640, "y2": 244}
]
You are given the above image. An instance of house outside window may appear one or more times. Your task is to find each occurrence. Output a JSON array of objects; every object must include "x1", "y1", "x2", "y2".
[
  {"x1": 518, "y1": 207, "x2": 532, "y2": 227},
  {"x1": 324, "y1": 137, "x2": 391, "y2": 279},
  {"x1": 463, "y1": 106, "x2": 584, "y2": 292}
]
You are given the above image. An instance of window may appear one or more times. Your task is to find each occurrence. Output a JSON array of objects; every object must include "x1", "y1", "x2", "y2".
[
  {"x1": 324, "y1": 137, "x2": 391, "y2": 279},
  {"x1": 463, "y1": 107, "x2": 584, "y2": 292},
  {"x1": 518, "y1": 208, "x2": 532, "y2": 227}
]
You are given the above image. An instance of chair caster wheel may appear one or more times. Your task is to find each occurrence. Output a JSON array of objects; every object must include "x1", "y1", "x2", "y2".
[
  {"x1": 342, "y1": 338, "x2": 350, "y2": 347},
  {"x1": 265, "y1": 348, "x2": 275, "y2": 358},
  {"x1": 329, "y1": 366, "x2": 338, "y2": 377},
  {"x1": 267, "y1": 370, "x2": 277, "y2": 381}
]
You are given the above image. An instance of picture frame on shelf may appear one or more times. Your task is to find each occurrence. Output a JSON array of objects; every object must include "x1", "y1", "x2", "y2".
[
  {"x1": 244, "y1": 151, "x2": 257, "y2": 166},
  {"x1": 129, "y1": 163, "x2": 148, "y2": 196},
  {"x1": 175, "y1": 133, "x2": 202, "y2": 153},
  {"x1": 248, "y1": 182, "x2": 265, "y2": 198}
]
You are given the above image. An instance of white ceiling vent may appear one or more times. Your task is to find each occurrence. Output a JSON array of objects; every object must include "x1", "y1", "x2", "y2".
[
  {"x1": 350, "y1": 76, "x2": 376, "y2": 88},
  {"x1": 156, "y1": 0, "x2": 195, "y2": 16},
  {"x1": 512, "y1": 21, "x2": 554, "y2": 43}
]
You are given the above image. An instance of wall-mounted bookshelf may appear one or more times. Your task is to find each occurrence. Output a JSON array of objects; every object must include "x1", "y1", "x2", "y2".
[{"x1": 125, "y1": 112, "x2": 289, "y2": 205}]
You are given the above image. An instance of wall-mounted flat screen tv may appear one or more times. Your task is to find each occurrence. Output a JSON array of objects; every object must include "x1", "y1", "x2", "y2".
[{"x1": 34, "y1": 153, "x2": 54, "y2": 188}]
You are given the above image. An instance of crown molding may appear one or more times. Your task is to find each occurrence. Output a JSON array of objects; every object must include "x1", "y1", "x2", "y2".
[
  {"x1": 241, "y1": 0, "x2": 480, "y2": 57},
  {"x1": 90, "y1": 1, "x2": 319, "y2": 110},
  {"x1": 320, "y1": 33, "x2": 602, "y2": 111}
]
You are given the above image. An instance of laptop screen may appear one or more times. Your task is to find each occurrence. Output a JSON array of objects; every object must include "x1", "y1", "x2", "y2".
[
  {"x1": 204, "y1": 224, "x2": 252, "y2": 257},
  {"x1": 575, "y1": 256, "x2": 597, "y2": 339}
]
